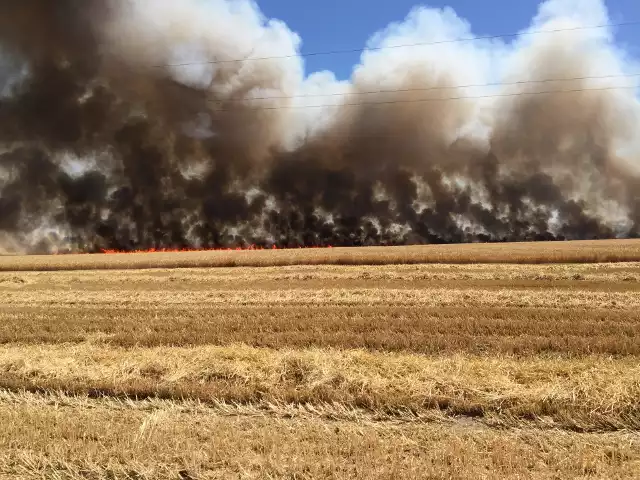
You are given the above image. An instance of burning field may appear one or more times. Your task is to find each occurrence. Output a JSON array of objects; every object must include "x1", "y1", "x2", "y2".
[
  {"x1": 1, "y1": 0, "x2": 640, "y2": 477},
  {"x1": 0, "y1": 240, "x2": 639, "y2": 478}
]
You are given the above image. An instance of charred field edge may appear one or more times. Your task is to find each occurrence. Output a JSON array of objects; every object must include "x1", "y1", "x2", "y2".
[{"x1": 3, "y1": 239, "x2": 640, "y2": 271}]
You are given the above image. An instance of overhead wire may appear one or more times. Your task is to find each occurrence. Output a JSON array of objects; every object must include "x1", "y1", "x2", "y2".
[
  {"x1": 137, "y1": 19, "x2": 640, "y2": 113},
  {"x1": 154, "y1": 20, "x2": 640, "y2": 68},
  {"x1": 203, "y1": 72, "x2": 640, "y2": 104},
  {"x1": 90, "y1": 18, "x2": 640, "y2": 115},
  {"x1": 204, "y1": 85, "x2": 640, "y2": 113}
]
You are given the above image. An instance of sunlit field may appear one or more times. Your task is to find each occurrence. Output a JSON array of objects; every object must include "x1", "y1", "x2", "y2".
[{"x1": 0, "y1": 240, "x2": 639, "y2": 479}]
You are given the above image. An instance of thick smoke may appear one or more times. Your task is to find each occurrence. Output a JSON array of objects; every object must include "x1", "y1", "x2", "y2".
[{"x1": 0, "y1": 0, "x2": 639, "y2": 253}]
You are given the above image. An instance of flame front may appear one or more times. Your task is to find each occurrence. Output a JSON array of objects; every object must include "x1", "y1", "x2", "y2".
[{"x1": 99, "y1": 245, "x2": 334, "y2": 254}]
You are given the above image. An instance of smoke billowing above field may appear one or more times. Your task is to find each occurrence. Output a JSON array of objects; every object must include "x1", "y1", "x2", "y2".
[{"x1": 0, "y1": 0, "x2": 639, "y2": 253}]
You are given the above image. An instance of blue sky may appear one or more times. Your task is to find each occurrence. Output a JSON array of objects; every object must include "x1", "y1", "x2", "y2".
[{"x1": 258, "y1": 0, "x2": 640, "y2": 79}]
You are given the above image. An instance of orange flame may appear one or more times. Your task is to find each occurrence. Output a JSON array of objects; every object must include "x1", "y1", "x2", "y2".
[{"x1": 97, "y1": 245, "x2": 333, "y2": 255}]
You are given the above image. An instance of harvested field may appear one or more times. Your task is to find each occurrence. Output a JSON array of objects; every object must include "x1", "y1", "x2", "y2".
[
  {"x1": 1, "y1": 343, "x2": 638, "y2": 431},
  {"x1": 2, "y1": 393, "x2": 638, "y2": 480},
  {"x1": 3, "y1": 392, "x2": 638, "y2": 479},
  {"x1": 0, "y1": 241, "x2": 639, "y2": 478}
]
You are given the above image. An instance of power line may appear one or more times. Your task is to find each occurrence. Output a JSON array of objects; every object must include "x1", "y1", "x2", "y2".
[
  {"x1": 204, "y1": 73, "x2": 640, "y2": 103},
  {"x1": 156, "y1": 21, "x2": 640, "y2": 68},
  {"x1": 205, "y1": 85, "x2": 639, "y2": 112}
]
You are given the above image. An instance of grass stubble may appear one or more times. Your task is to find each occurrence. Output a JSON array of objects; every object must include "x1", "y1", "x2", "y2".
[{"x1": 0, "y1": 241, "x2": 639, "y2": 478}]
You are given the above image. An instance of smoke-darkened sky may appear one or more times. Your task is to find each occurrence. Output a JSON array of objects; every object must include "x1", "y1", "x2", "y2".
[{"x1": 0, "y1": 0, "x2": 639, "y2": 253}]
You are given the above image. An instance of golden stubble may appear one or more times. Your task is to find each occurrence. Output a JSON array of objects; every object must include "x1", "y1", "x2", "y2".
[
  {"x1": 0, "y1": 242, "x2": 639, "y2": 478},
  {"x1": 0, "y1": 343, "x2": 638, "y2": 431}
]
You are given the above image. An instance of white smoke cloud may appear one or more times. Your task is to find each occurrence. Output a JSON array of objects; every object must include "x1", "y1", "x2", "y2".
[
  {"x1": 98, "y1": 0, "x2": 639, "y2": 168},
  {"x1": 107, "y1": 0, "x2": 304, "y2": 96},
  {"x1": 352, "y1": 5, "x2": 507, "y2": 152}
]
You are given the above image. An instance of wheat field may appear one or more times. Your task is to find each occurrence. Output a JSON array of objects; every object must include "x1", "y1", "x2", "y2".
[
  {"x1": 0, "y1": 241, "x2": 639, "y2": 479},
  {"x1": 3, "y1": 239, "x2": 640, "y2": 271}
]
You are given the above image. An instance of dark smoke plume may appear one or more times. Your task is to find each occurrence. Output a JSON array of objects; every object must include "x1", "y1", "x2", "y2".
[{"x1": 0, "y1": 0, "x2": 639, "y2": 253}]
